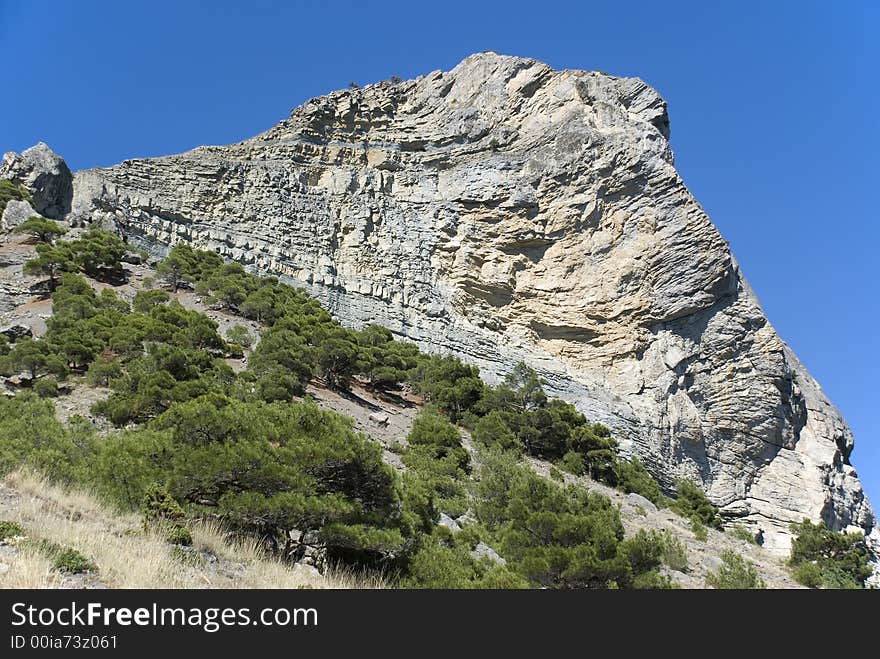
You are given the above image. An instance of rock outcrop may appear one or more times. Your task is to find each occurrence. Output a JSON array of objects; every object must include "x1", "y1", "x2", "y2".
[
  {"x1": 1, "y1": 142, "x2": 73, "y2": 219},
  {"x1": 14, "y1": 53, "x2": 874, "y2": 562},
  {"x1": 1, "y1": 199, "x2": 41, "y2": 231}
]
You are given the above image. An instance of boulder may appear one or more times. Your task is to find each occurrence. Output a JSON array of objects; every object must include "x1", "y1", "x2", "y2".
[
  {"x1": 1, "y1": 142, "x2": 73, "y2": 219},
  {"x1": 438, "y1": 513, "x2": 461, "y2": 533},
  {"x1": 121, "y1": 251, "x2": 144, "y2": 265},
  {"x1": 368, "y1": 411, "x2": 390, "y2": 426},
  {"x1": 626, "y1": 493, "x2": 658, "y2": 514},
  {"x1": 1, "y1": 199, "x2": 42, "y2": 231},
  {"x1": 471, "y1": 542, "x2": 506, "y2": 565}
]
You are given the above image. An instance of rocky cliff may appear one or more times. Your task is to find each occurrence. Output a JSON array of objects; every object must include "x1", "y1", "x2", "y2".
[{"x1": 7, "y1": 52, "x2": 876, "y2": 561}]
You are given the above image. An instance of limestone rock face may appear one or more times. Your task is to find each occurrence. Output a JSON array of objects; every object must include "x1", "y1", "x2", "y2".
[
  {"x1": 1, "y1": 142, "x2": 73, "y2": 219},
  {"x1": 60, "y1": 52, "x2": 876, "y2": 560},
  {"x1": 1, "y1": 199, "x2": 41, "y2": 230}
]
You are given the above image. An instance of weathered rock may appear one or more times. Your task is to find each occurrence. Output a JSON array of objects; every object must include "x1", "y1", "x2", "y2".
[
  {"x1": 368, "y1": 411, "x2": 390, "y2": 426},
  {"x1": 626, "y1": 493, "x2": 658, "y2": 514},
  {"x1": 0, "y1": 324, "x2": 32, "y2": 342},
  {"x1": 438, "y1": 513, "x2": 461, "y2": 533},
  {"x1": 471, "y1": 542, "x2": 506, "y2": 565},
  {"x1": 1, "y1": 142, "x2": 73, "y2": 219},
  {"x1": 701, "y1": 556, "x2": 724, "y2": 573},
  {"x1": 121, "y1": 251, "x2": 144, "y2": 265},
  {"x1": 455, "y1": 512, "x2": 477, "y2": 527},
  {"x1": 660, "y1": 566, "x2": 701, "y2": 589},
  {"x1": 1, "y1": 199, "x2": 42, "y2": 231},
  {"x1": 64, "y1": 52, "x2": 878, "y2": 568}
]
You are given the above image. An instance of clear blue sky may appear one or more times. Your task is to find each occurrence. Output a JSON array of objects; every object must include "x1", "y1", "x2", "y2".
[{"x1": 1, "y1": 1, "x2": 877, "y2": 507}]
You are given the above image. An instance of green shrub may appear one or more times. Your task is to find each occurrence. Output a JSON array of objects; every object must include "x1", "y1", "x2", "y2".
[
  {"x1": 659, "y1": 530, "x2": 689, "y2": 572},
  {"x1": 620, "y1": 530, "x2": 665, "y2": 575},
  {"x1": 401, "y1": 537, "x2": 528, "y2": 589},
  {"x1": 32, "y1": 377, "x2": 59, "y2": 398},
  {"x1": 569, "y1": 423, "x2": 617, "y2": 481},
  {"x1": 706, "y1": 549, "x2": 765, "y2": 590},
  {"x1": 0, "y1": 520, "x2": 26, "y2": 541},
  {"x1": 405, "y1": 406, "x2": 469, "y2": 473},
  {"x1": 225, "y1": 324, "x2": 253, "y2": 349},
  {"x1": 0, "y1": 394, "x2": 95, "y2": 483},
  {"x1": 23, "y1": 538, "x2": 95, "y2": 573},
  {"x1": 170, "y1": 544, "x2": 204, "y2": 566},
  {"x1": 408, "y1": 354, "x2": 484, "y2": 422},
  {"x1": 453, "y1": 524, "x2": 482, "y2": 551},
  {"x1": 691, "y1": 518, "x2": 708, "y2": 542},
  {"x1": 13, "y1": 216, "x2": 66, "y2": 243},
  {"x1": 85, "y1": 353, "x2": 122, "y2": 386},
  {"x1": 612, "y1": 457, "x2": 666, "y2": 506},
  {"x1": 631, "y1": 570, "x2": 678, "y2": 589},
  {"x1": 143, "y1": 483, "x2": 185, "y2": 523},
  {"x1": 475, "y1": 455, "x2": 665, "y2": 589},
  {"x1": 792, "y1": 561, "x2": 824, "y2": 588},
  {"x1": 671, "y1": 479, "x2": 722, "y2": 529},
  {"x1": 165, "y1": 525, "x2": 193, "y2": 546},
  {"x1": 125, "y1": 397, "x2": 406, "y2": 568},
  {"x1": 728, "y1": 524, "x2": 757, "y2": 545},
  {"x1": 67, "y1": 227, "x2": 128, "y2": 279},
  {"x1": 476, "y1": 565, "x2": 530, "y2": 588},
  {"x1": 52, "y1": 547, "x2": 96, "y2": 573},
  {"x1": 559, "y1": 451, "x2": 585, "y2": 476},
  {"x1": 472, "y1": 410, "x2": 520, "y2": 452},
  {"x1": 705, "y1": 550, "x2": 764, "y2": 589},
  {"x1": 787, "y1": 519, "x2": 872, "y2": 589},
  {"x1": 132, "y1": 289, "x2": 170, "y2": 313},
  {"x1": 402, "y1": 541, "x2": 476, "y2": 588}
]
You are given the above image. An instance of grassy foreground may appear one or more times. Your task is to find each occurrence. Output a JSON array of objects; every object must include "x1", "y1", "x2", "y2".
[{"x1": 0, "y1": 470, "x2": 385, "y2": 589}]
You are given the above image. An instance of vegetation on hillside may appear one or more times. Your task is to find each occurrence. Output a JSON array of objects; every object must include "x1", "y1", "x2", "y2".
[
  {"x1": 6, "y1": 237, "x2": 843, "y2": 589},
  {"x1": 705, "y1": 550, "x2": 764, "y2": 589},
  {"x1": 13, "y1": 216, "x2": 67, "y2": 243},
  {"x1": 788, "y1": 519, "x2": 872, "y2": 589}
]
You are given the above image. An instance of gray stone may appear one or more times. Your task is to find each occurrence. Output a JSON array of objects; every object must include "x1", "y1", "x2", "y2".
[
  {"x1": 0, "y1": 143, "x2": 73, "y2": 219},
  {"x1": 660, "y1": 566, "x2": 700, "y2": 589},
  {"x1": 471, "y1": 542, "x2": 506, "y2": 565},
  {"x1": 626, "y1": 493, "x2": 658, "y2": 514},
  {"x1": 368, "y1": 411, "x2": 390, "y2": 426},
  {"x1": 437, "y1": 513, "x2": 461, "y2": 533},
  {"x1": 121, "y1": 251, "x2": 144, "y2": 265},
  {"x1": 455, "y1": 512, "x2": 477, "y2": 527},
  {"x1": 63, "y1": 52, "x2": 879, "y2": 576},
  {"x1": 702, "y1": 556, "x2": 724, "y2": 573},
  {"x1": 1, "y1": 199, "x2": 41, "y2": 230}
]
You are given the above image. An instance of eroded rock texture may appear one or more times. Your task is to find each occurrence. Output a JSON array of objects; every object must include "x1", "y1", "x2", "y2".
[
  {"x1": 0, "y1": 142, "x2": 73, "y2": 219},
  {"x1": 33, "y1": 52, "x2": 876, "y2": 557}
]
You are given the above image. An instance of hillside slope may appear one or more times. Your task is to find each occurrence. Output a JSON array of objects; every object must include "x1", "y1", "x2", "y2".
[
  {"x1": 51, "y1": 52, "x2": 877, "y2": 558},
  {"x1": 0, "y1": 229, "x2": 808, "y2": 588},
  {"x1": 0, "y1": 471, "x2": 375, "y2": 589}
]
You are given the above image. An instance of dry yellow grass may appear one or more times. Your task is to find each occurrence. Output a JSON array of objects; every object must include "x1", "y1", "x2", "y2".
[
  {"x1": 0, "y1": 545, "x2": 61, "y2": 588},
  {"x1": 0, "y1": 471, "x2": 384, "y2": 589}
]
